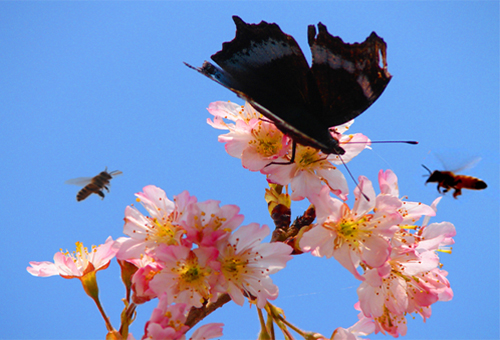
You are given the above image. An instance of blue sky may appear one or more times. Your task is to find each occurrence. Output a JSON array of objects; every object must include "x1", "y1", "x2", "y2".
[{"x1": 2, "y1": 2, "x2": 498, "y2": 339}]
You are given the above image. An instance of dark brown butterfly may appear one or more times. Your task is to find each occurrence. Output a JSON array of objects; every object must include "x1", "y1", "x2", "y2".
[{"x1": 185, "y1": 16, "x2": 391, "y2": 160}]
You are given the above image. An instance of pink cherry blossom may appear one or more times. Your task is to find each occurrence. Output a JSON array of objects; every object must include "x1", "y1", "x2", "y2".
[
  {"x1": 129, "y1": 256, "x2": 163, "y2": 304},
  {"x1": 376, "y1": 170, "x2": 437, "y2": 227},
  {"x1": 27, "y1": 236, "x2": 118, "y2": 279},
  {"x1": 189, "y1": 323, "x2": 224, "y2": 340},
  {"x1": 148, "y1": 245, "x2": 220, "y2": 308},
  {"x1": 357, "y1": 208, "x2": 455, "y2": 336},
  {"x1": 417, "y1": 221, "x2": 456, "y2": 253},
  {"x1": 207, "y1": 101, "x2": 261, "y2": 129},
  {"x1": 142, "y1": 293, "x2": 223, "y2": 340},
  {"x1": 207, "y1": 101, "x2": 289, "y2": 170},
  {"x1": 142, "y1": 294, "x2": 189, "y2": 340},
  {"x1": 262, "y1": 126, "x2": 370, "y2": 201},
  {"x1": 262, "y1": 144, "x2": 349, "y2": 201},
  {"x1": 326, "y1": 303, "x2": 375, "y2": 340},
  {"x1": 328, "y1": 124, "x2": 371, "y2": 165},
  {"x1": 120, "y1": 187, "x2": 197, "y2": 259},
  {"x1": 300, "y1": 179, "x2": 401, "y2": 280},
  {"x1": 182, "y1": 199, "x2": 244, "y2": 247},
  {"x1": 301, "y1": 169, "x2": 439, "y2": 284},
  {"x1": 207, "y1": 100, "x2": 371, "y2": 201},
  {"x1": 214, "y1": 223, "x2": 293, "y2": 308}
]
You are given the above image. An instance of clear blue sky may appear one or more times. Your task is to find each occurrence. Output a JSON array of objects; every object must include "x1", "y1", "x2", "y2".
[{"x1": 2, "y1": 2, "x2": 498, "y2": 339}]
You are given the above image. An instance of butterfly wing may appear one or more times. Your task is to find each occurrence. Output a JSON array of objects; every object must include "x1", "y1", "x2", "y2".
[
  {"x1": 188, "y1": 16, "x2": 344, "y2": 154},
  {"x1": 308, "y1": 24, "x2": 392, "y2": 127},
  {"x1": 209, "y1": 15, "x2": 314, "y2": 125}
]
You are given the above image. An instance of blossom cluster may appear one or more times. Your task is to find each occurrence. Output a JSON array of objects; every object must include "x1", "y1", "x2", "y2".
[
  {"x1": 27, "y1": 185, "x2": 294, "y2": 339},
  {"x1": 118, "y1": 185, "x2": 293, "y2": 338},
  {"x1": 27, "y1": 99, "x2": 456, "y2": 339},
  {"x1": 207, "y1": 101, "x2": 370, "y2": 201},
  {"x1": 119, "y1": 185, "x2": 292, "y2": 306},
  {"x1": 300, "y1": 170, "x2": 455, "y2": 337},
  {"x1": 207, "y1": 100, "x2": 455, "y2": 337}
]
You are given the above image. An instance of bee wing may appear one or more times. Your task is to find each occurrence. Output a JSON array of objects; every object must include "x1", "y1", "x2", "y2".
[
  {"x1": 455, "y1": 157, "x2": 482, "y2": 173},
  {"x1": 433, "y1": 150, "x2": 482, "y2": 173},
  {"x1": 65, "y1": 177, "x2": 93, "y2": 187},
  {"x1": 109, "y1": 170, "x2": 123, "y2": 177}
]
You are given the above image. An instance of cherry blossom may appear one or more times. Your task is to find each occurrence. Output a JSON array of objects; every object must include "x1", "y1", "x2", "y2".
[
  {"x1": 126, "y1": 255, "x2": 163, "y2": 304},
  {"x1": 207, "y1": 101, "x2": 289, "y2": 170},
  {"x1": 356, "y1": 197, "x2": 455, "y2": 336},
  {"x1": 207, "y1": 100, "x2": 371, "y2": 201},
  {"x1": 148, "y1": 245, "x2": 220, "y2": 308},
  {"x1": 120, "y1": 186, "x2": 197, "y2": 259},
  {"x1": 301, "y1": 170, "x2": 437, "y2": 281},
  {"x1": 27, "y1": 236, "x2": 118, "y2": 279},
  {"x1": 262, "y1": 144, "x2": 349, "y2": 201},
  {"x1": 182, "y1": 199, "x2": 244, "y2": 247},
  {"x1": 27, "y1": 237, "x2": 119, "y2": 333},
  {"x1": 331, "y1": 307, "x2": 375, "y2": 340},
  {"x1": 259, "y1": 127, "x2": 370, "y2": 201},
  {"x1": 142, "y1": 293, "x2": 223, "y2": 340},
  {"x1": 300, "y1": 179, "x2": 401, "y2": 280},
  {"x1": 214, "y1": 223, "x2": 293, "y2": 308}
]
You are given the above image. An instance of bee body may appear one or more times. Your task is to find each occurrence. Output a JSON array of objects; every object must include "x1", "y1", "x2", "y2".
[
  {"x1": 423, "y1": 165, "x2": 487, "y2": 198},
  {"x1": 66, "y1": 169, "x2": 122, "y2": 201}
]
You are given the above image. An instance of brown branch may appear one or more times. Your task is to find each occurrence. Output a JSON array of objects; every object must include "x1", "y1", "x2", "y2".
[{"x1": 185, "y1": 293, "x2": 232, "y2": 329}]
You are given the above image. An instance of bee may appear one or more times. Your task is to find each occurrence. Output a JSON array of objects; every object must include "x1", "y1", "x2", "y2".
[
  {"x1": 65, "y1": 168, "x2": 123, "y2": 201},
  {"x1": 422, "y1": 164, "x2": 487, "y2": 198}
]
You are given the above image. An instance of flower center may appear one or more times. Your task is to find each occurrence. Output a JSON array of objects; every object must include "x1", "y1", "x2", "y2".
[
  {"x1": 194, "y1": 212, "x2": 228, "y2": 231},
  {"x1": 330, "y1": 215, "x2": 372, "y2": 249},
  {"x1": 295, "y1": 146, "x2": 327, "y2": 170},
  {"x1": 250, "y1": 121, "x2": 283, "y2": 157},
  {"x1": 223, "y1": 257, "x2": 246, "y2": 276},
  {"x1": 181, "y1": 265, "x2": 202, "y2": 283},
  {"x1": 147, "y1": 217, "x2": 182, "y2": 246}
]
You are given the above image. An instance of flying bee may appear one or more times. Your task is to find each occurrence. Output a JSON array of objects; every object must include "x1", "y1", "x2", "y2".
[
  {"x1": 65, "y1": 168, "x2": 123, "y2": 201},
  {"x1": 422, "y1": 164, "x2": 487, "y2": 198}
]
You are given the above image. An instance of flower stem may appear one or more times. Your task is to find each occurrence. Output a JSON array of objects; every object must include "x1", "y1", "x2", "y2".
[
  {"x1": 92, "y1": 295, "x2": 115, "y2": 332},
  {"x1": 257, "y1": 308, "x2": 272, "y2": 340},
  {"x1": 80, "y1": 269, "x2": 115, "y2": 332},
  {"x1": 266, "y1": 302, "x2": 305, "y2": 339}
]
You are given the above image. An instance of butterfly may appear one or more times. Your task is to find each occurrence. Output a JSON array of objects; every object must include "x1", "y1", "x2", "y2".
[{"x1": 185, "y1": 16, "x2": 392, "y2": 161}]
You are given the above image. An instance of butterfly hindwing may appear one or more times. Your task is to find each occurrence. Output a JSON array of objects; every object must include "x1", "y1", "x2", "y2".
[{"x1": 308, "y1": 25, "x2": 392, "y2": 127}]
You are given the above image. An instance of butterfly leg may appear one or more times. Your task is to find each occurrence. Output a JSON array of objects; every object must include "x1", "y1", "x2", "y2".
[{"x1": 264, "y1": 141, "x2": 297, "y2": 167}]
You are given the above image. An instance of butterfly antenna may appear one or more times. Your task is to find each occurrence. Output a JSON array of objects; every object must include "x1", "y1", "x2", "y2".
[
  {"x1": 345, "y1": 140, "x2": 418, "y2": 145},
  {"x1": 338, "y1": 155, "x2": 370, "y2": 201},
  {"x1": 369, "y1": 141, "x2": 418, "y2": 144}
]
